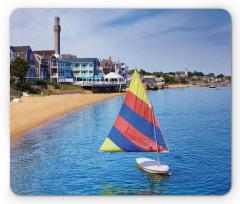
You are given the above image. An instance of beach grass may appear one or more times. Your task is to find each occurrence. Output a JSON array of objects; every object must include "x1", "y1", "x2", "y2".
[
  {"x1": 29, "y1": 94, "x2": 45, "y2": 97},
  {"x1": 58, "y1": 84, "x2": 82, "y2": 91}
]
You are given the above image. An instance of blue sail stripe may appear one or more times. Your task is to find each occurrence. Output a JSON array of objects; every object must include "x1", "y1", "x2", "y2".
[
  {"x1": 119, "y1": 103, "x2": 168, "y2": 150},
  {"x1": 107, "y1": 126, "x2": 147, "y2": 152}
]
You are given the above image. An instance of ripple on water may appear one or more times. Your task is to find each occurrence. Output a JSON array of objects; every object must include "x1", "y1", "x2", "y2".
[{"x1": 10, "y1": 87, "x2": 231, "y2": 195}]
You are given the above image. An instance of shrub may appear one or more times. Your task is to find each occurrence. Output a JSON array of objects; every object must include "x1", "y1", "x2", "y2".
[{"x1": 36, "y1": 79, "x2": 60, "y2": 89}]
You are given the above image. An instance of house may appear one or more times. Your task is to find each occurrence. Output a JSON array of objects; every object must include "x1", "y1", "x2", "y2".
[
  {"x1": 155, "y1": 76, "x2": 165, "y2": 84},
  {"x1": 67, "y1": 58, "x2": 100, "y2": 82},
  {"x1": 33, "y1": 50, "x2": 55, "y2": 81},
  {"x1": 33, "y1": 50, "x2": 73, "y2": 84},
  {"x1": 114, "y1": 62, "x2": 128, "y2": 77},
  {"x1": 10, "y1": 46, "x2": 37, "y2": 83},
  {"x1": 100, "y1": 56, "x2": 113, "y2": 74},
  {"x1": 142, "y1": 75, "x2": 156, "y2": 83}
]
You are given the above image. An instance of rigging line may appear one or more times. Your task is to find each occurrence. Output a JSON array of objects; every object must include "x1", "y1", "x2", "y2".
[
  {"x1": 110, "y1": 152, "x2": 138, "y2": 171},
  {"x1": 152, "y1": 106, "x2": 160, "y2": 163},
  {"x1": 111, "y1": 152, "x2": 125, "y2": 166}
]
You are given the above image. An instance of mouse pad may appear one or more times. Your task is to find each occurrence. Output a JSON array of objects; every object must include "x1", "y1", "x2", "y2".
[{"x1": 10, "y1": 9, "x2": 231, "y2": 195}]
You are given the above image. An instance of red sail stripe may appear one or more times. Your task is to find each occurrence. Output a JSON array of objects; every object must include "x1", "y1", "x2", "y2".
[
  {"x1": 124, "y1": 91, "x2": 160, "y2": 128},
  {"x1": 114, "y1": 115, "x2": 168, "y2": 152}
]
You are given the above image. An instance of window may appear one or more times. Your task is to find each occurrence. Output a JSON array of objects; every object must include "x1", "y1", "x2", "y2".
[
  {"x1": 30, "y1": 54, "x2": 34, "y2": 61},
  {"x1": 36, "y1": 68, "x2": 38, "y2": 74}
]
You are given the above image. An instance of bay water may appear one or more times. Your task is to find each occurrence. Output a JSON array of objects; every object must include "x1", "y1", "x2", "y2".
[{"x1": 10, "y1": 86, "x2": 231, "y2": 195}]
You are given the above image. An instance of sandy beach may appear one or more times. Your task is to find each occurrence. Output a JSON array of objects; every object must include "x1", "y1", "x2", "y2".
[{"x1": 10, "y1": 92, "x2": 124, "y2": 140}]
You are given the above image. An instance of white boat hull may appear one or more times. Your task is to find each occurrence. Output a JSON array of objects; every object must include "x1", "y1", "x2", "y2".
[{"x1": 136, "y1": 157, "x2": 169, "y2": 174}]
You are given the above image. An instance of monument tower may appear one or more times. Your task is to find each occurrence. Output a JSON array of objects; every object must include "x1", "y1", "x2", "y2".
[
  {"x1": 185, "y1": 65, "x2": 188, "y2": 76},
  {"x1": 54, "y1": 16, "x2": 61, "y2": 55}
]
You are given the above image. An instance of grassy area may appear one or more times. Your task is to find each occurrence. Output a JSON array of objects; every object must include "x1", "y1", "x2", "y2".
[
  {"x1": 29, "y1": 94, "x2": 45, "y2": 97},
  {"x1": 58, "y1": 84, "x2": 82, "y2": 91}
]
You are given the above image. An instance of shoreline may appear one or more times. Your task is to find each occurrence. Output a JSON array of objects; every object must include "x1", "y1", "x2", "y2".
[
  {"x1": 10, "y1": 83, "x2": 231, "y2": 141},
  {"x1": 10, "y1": 92, "x2": 125, "y2": 140}
]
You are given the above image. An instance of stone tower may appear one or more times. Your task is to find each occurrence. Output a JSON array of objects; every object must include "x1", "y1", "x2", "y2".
[
  {"x1": 185, "y1": 65, "x2": 188, "y2": 76},
  {"x1": 54, "y1": 16, "x2": 61, "y2": 55}
]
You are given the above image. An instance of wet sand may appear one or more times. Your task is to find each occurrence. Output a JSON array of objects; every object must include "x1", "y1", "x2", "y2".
[{"x1": 10, "y1": 92, "x2": 124, "y2": 140}]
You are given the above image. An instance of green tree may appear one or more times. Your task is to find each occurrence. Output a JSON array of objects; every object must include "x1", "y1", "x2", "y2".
[
  {"x1": 225, "y1": 76, "x2": 231, "y2": 82},
  {"x1": 139, "y1": 69, "x2": 151, "y2": 75},
  {"x1": 128, "y1": 70, "x2": 134, "y2": 75},
  {"x1": 162, "y1": 73, "x2": 175, "y2": 84},
  {"x1": 168, "y1": 72, "x2": 175, "y2": 76},
  {"x1": 180, "y1": 78, "x2": 187, "y2": 84},
  {"x1": 217, "y1": 74, "x2": 224, "y2": 78},
  {"x1": 153, "y1": 71, "x2": 162, "y2": 78},
  {"x1": 10, "y1": 56, "x2": 30, "y2": 84},
  {"x1": 187, "y1": 71, "x2": 193, "y2": 77}
]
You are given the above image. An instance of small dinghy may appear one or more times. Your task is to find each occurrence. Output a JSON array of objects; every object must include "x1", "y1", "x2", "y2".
[
  {"x1": 13, "y1": 98, "x2": 23, "y2": 102},
  {"x1": 209, "y1": 85, "x2": 216, "y2": 88},
  {"x1": 136, "y1": 158, "x2": 169, "y2": 174}
]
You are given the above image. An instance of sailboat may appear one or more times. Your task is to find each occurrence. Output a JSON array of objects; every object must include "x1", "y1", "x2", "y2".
[{"x1": 99, "y1": 70, "x2": 169, "y2": 174}]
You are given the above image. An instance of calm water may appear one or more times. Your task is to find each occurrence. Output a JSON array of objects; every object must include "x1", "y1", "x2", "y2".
[{"x1": 10, "y1": 87, "x2": 231, "y2": 195}]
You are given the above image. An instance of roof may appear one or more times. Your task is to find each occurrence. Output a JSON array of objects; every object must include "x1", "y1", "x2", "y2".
[
  {"x1": 33, "y1": 50, "x2": 55, "y2": 58},
  {"x1": 61, "y1": 54, "x2": 71, "y2": 59},
  {"x1": 176, "y1": 71, "x2": 185, "y2": 75},
  {"x1": 66, "y1": 58, "x2": 98, "y2": 63},
  {"x1": 104, "y1": 72, "x2": 124, "y2": 79},
  {"x1": 155, "y1": 77, "x2": 164, "y2": 81},
  {"x1": 10, "y1": 46, "x2": 31, "y2": 53},
  {"x1": 61, "y1": 54, "x2": 77, "y2": 59},
  {"x1": 143, "y1": 75, "x2": 156, "y2": 79}
]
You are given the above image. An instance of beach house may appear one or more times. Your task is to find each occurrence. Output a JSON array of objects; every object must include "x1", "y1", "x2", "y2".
[
  {"x1": 115, "y1": 62, "x2": 129, "y2": 77},
  {"x1": 10, "y1": 46, "x2": 37, "y2": 84},
  {"x1": 142, "y1": 75, "x2": 156, "y2": 83},
  {"x1": 67, "y1": 58, "x2": 100, "y2": 82},
  {"x1": 33, "y1": 50, "x2": 73, "y2": 84},
  {"x1": 100, "y1": 56, "x2": 113, "y2": 74}
]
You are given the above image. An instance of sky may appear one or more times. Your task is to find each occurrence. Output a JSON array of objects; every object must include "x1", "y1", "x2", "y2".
[{"x1": 10, "y1": 9, "x2": 231, "y2": 76}]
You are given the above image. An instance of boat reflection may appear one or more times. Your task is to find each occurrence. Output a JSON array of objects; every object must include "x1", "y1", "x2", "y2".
[
  {"x1": 136, "y1": 165, "x2": 170, "y2": 195},
  {"x1": 99, "y1": 166, "x2": 170, "y2": 195}
]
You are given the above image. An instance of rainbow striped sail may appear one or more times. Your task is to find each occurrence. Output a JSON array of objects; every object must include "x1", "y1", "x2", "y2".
[{"x1": 99, "y1": 70, "x2": 169, "y2": 152}]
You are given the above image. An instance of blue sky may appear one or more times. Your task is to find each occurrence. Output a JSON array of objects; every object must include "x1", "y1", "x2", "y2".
[{"x1": 10, "y1": 9, "x2": 231, "y2": 75}]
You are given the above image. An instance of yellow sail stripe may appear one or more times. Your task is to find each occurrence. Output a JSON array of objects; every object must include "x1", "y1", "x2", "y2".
[
  {"x1": 99, "y1": 137, "x2": 124, "y2": 152},
  {"x1": 128, "y1": 70, "x2": 151, "y2": 107}
]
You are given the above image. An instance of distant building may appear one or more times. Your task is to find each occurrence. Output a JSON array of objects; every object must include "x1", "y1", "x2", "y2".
[
  {"x1": 10, "y1": 46, "x2": 37, "y2": 83},
  {"x1": 100, "y1": 56, "x2": 113, "y2": 74},
  {"x1": 155, "y1": 76, "x2": 165, "y2": 84},
  {"x1": 114, "y1": 62, "x2": 128, "y2": 77},
  {"x1": 54, "y1": 16, "x2": 61, "y2": 55},
  {"x1": 33, "y1": 50, "x2": 73, "y2": 84},
  {"x1": 176, "y1": 65, "x2": 188, "y2": 77},
  {"x1": 62, "y1": 54, "x2": 77, "y2": 59},
  {"x1": 100, "y1": 56, "x2": 128, "y2": 77},
  {"x1": 142, "y1": 75, "x2": 156, "y2": 83},
  {"x1": 67, "y1": 58, "x2": 100, "y2": 82}
]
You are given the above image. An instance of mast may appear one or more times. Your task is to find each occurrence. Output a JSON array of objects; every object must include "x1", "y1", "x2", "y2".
[{"x1": 152, "y1": 106, "x2": 160, "y2": 162}]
